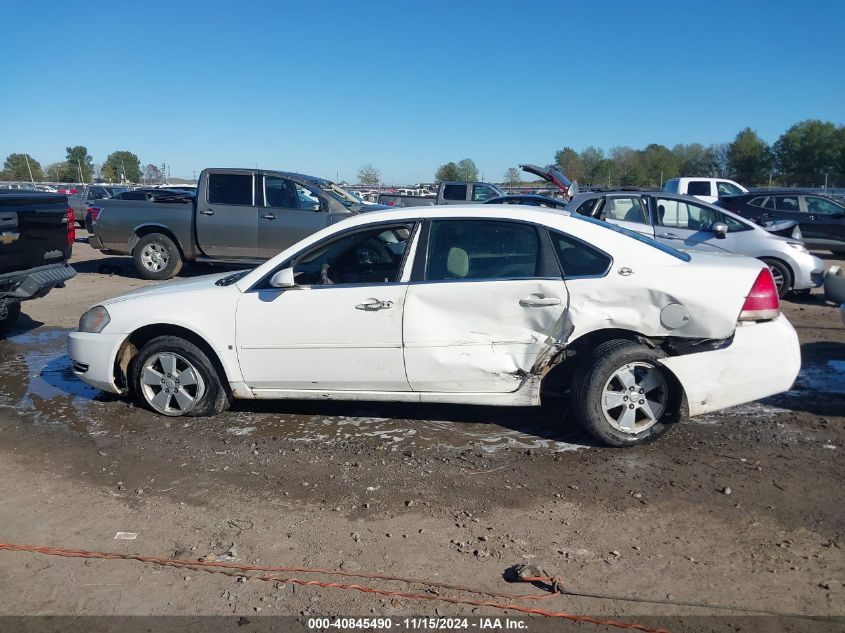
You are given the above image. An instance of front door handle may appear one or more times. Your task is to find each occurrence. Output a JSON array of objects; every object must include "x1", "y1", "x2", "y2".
[
  {"x1": 355, "y1": 299, "x2": 393, "y2": 311},
  {"x1": 200, "y1": 208, "x2": 215, "y2": 216},
  {"x1": 519, "y1": 295, "x2": 561, "y2": 307},
  {"x1": 261, "y1": 213, "x2": 277, "y2": 220},
  {"x1": 656, "y1": 232, "x2": 679, "y2": 239}
]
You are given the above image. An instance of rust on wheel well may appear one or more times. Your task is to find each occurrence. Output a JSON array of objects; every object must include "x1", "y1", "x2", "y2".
[{"x1": 113, "y1": 324, "x2": 228, "y2": 392}]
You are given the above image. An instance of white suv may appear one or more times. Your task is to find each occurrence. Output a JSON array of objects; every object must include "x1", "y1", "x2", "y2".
[{"x1": 664, "y1": 177, "x2": 747, "y2": 204}]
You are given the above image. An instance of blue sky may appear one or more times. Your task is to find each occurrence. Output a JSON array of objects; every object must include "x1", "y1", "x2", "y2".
[{"x1": 1, "y1": 0, "x2": 843, "y2": 183}]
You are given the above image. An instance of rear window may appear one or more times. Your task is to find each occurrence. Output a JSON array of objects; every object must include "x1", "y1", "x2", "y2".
[
  {"x1": 686, "y1": 181, "x2": 711, "y2": 196},
  {"x1": 208, "y1": 173, "x2": 253, "y2": 205},
  {"x1": 549, "y1": 231, "x2": 611, "y2": 277},
  {"x1": 571, "y1": 214, "x2": 691, "y2": 262}
]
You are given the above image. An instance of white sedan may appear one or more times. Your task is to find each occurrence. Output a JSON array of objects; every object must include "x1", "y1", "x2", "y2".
[{"x1": 68, "y1": 206, "x2": 801, "y2": 446}]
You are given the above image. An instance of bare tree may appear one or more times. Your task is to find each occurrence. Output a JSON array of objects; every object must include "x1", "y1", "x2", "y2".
[
  {"x1": 504, "y1": 167, "x2": 520, "y2": 192},
  {"x1": 357, "y1": 164, "x2": 381, "y2": 186}
]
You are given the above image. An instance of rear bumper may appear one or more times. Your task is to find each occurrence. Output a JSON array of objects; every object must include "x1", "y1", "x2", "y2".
[
  {"x1": 0, "y1": 264, "x2": 76, "y2": 303},
  {"x1": 660, "y1": 314, "x2": 800, "y2": 416},
  {"x1": 67, "y1": 331, "x2": 127, "y2": 393}
]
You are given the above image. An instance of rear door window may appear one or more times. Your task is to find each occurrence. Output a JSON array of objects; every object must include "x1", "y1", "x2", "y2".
[
  {"x1": 442, "y1": 184, "x2": 467, "y2": 201},
  {"x1": 774, "y1": 196, "x2": 799, "y2": 212},
  {"x1": 686, "y1": 181, "x2": 712, "y2": 197},
  {"x1": 208, "y1": 173, "x2": 253, "y2": 206},
  {"x1": 425, "y1": 220, "x2": 539, "y2": 281}
]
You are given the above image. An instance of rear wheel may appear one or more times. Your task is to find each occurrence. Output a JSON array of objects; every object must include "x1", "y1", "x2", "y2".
[
  {"x1": 129, "y1": 336, "x2": 231, "y2": 417},
  {"x1": 133, "y1": 233, "x2": 183, "y2": 280},
  {"x1": 570, "y1": 340, "x2": 681, "y2": 447},
  {"x1": 0, "y1": 302, "x2": 21, "y2": 337},
  {"x1": 760, "y1": 258, "x2": 792, "y2": 299}
]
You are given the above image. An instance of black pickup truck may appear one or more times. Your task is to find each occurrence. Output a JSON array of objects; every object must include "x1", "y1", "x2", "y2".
[{"x1": 0, "y1": 191, "x2": 77, "y2": 334}]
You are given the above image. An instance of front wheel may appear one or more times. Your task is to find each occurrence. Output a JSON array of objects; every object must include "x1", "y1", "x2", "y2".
[
  {"x1": 760, "y1": 258, "x2": 792, "y2": 299},
  {"x1": 570, "y1": 340, "x2": 681, "y2": 446},
  {"x1": 133, "y1": 233, "x2": 183, "y2": 280},
  {"x1": 129, "y1": 336, "x2": 231, "y2": 417}
]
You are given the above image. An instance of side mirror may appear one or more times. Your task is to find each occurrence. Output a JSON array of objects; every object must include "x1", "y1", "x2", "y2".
[
  {"x1": 269, "y1": 267, "x2": 296, "y2": 288},
  {"x1": 712, "y1": 222, "x2": 728, "y2": 239},
  {"x1": 318, "y1": 198, "x2": 328, "y2": 212}
]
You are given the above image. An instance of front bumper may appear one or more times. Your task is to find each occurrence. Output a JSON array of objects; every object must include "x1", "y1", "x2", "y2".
[
  {"x1": 67, "y1": 330, "x2": 127, "y2": 393},
  {"x1": 660, "y1": 314, "x2": 800, "y2": 416},
  {"x1": 790, "y1": 252, "x2": 825, "y2": 290},
  {"x1": 0, "y1": 264, "x2": 77, "y2": 303}
]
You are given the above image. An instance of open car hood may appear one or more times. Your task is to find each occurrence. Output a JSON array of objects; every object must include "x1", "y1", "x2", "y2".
[{"x1": 520, "y1": 164, "x2": 579, "y2": 197}]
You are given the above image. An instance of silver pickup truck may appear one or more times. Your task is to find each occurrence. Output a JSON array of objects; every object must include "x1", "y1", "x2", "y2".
[
  {"x1": 377, "y1": 181, "x2": 503, "y2": 207},
  {"x1": 90, "y1": 168, "x2": 389, "y2": 279}
]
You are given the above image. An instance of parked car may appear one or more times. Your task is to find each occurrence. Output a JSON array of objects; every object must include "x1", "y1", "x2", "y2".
[
  {"x1": 717, "y1": 190, "x2": 845, "y2": 255},
  {"x1": 663, "y1": 177, "x2": 747, "y2": 204},
  {"x1": 0, "y1": 190, "x2": 77, "y2": 334},
  {"x1": 69, "y1": 185, "x2": 129, "y2": 225},
  {"x1": 90, "y1": 168, "x2": 391, "y2": 280},
  {"x1": 69, "y1": 205, "x2": 800, "y2": 447},
  {"x1": 483, "y1": 194, "x2": 568, "y2": 209},
  {"x1": 567, "y1": 191, "x2": 824, "y2": 297},
  {"x1": 482, "y1": 164, "x2": 578, "y2": 210},
  {"x1": 378, "y1": 181, "x2": 503, "y2": 207}
]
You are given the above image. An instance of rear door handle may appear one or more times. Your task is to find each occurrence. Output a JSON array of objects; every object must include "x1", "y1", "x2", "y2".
[
  {"x1": 355, "y1": 299, "x2": 393, "y2": 311},
  {"x1": 656, "y1": 232, "x2": 679, "y2": 239},
  {"x1": 519, "y1": 295, "x2": 561, "y2": 307},
  {"x1": 200, "y1": 208, "x2": 215, "y2": 216},
  {"x1": 261, "y1": 213, "x2": 276, "y2": 220}
]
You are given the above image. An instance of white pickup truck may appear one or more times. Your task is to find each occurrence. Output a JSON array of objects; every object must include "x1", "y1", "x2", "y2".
[{"x1": 663, "y1": 177, "x2": 747, "y2": 204}]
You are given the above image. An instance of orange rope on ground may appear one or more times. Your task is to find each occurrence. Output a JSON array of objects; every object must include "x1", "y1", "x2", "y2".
[{"x1": 0, "y1": 542, "x2": 670, "y2": 633}]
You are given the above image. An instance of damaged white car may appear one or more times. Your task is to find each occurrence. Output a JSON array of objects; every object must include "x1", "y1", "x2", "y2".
[{"x1": 68, "y1": 206, "x2": 801, "y2": 446}]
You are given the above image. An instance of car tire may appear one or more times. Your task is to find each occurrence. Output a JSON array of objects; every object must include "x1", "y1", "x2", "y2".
[
  {"x1": 0, "y1": 302, "x2": 21, "y2": 337},
  {"x1": 133, "y1": 233, "x2": 183, "y2": 280},
  {"x1": 570, "y1": 339, "x2": 681, "y2": 447},
  {"x1": 129, "y1": 335, "x2": 232, "y2": 417},
  {"x1": 760, "y1": 258, "x2": 792, "y2": 299}
]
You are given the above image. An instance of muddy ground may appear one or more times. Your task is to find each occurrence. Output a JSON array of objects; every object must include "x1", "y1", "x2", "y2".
[{"x1": 0, "y1": 234, "x2": 843, "y2": 632}]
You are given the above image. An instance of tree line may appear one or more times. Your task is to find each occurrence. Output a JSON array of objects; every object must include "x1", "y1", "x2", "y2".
[
  {"x1": 433, "y1": 119, "x2": 842, "y2": 188},
  {"x1": 548, "y1": 119, "x2": 844, "y2": 189},
  {"x1": 1, "y1": 146, "x2": 164, "y2": 184}
]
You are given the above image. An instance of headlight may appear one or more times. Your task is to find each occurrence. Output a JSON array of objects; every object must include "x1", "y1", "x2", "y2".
[
  {"x1": 787, "y1": 242, "x2": 808, "y2": 253},
  {"x1": 78, "y1": 306, "x2": 110, "y2": 333}
]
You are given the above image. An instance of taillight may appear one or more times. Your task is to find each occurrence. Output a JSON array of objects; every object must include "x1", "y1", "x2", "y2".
[
  {"x1": 66, "y1": 208, "x2": 75, "y2": 247},
  {"x1": 88, "y1": 205, "x2": 102, "y2": 223},
  {"x1": 739, "y1": 268, "x2": 780, "y2": 321}
]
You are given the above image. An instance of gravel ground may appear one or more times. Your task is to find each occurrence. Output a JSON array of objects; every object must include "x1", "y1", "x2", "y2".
[{"x1": 0, "y1": 235, "x2": 842, "y2": 632}]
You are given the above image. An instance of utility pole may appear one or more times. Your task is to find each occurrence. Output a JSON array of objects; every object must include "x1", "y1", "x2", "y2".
[
  {"x1": 24, "y1": 154, "x2": 34, "y2": 184},
  {"x1": 77, "y1": 157, "x2": 84, "y2": 183}
]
